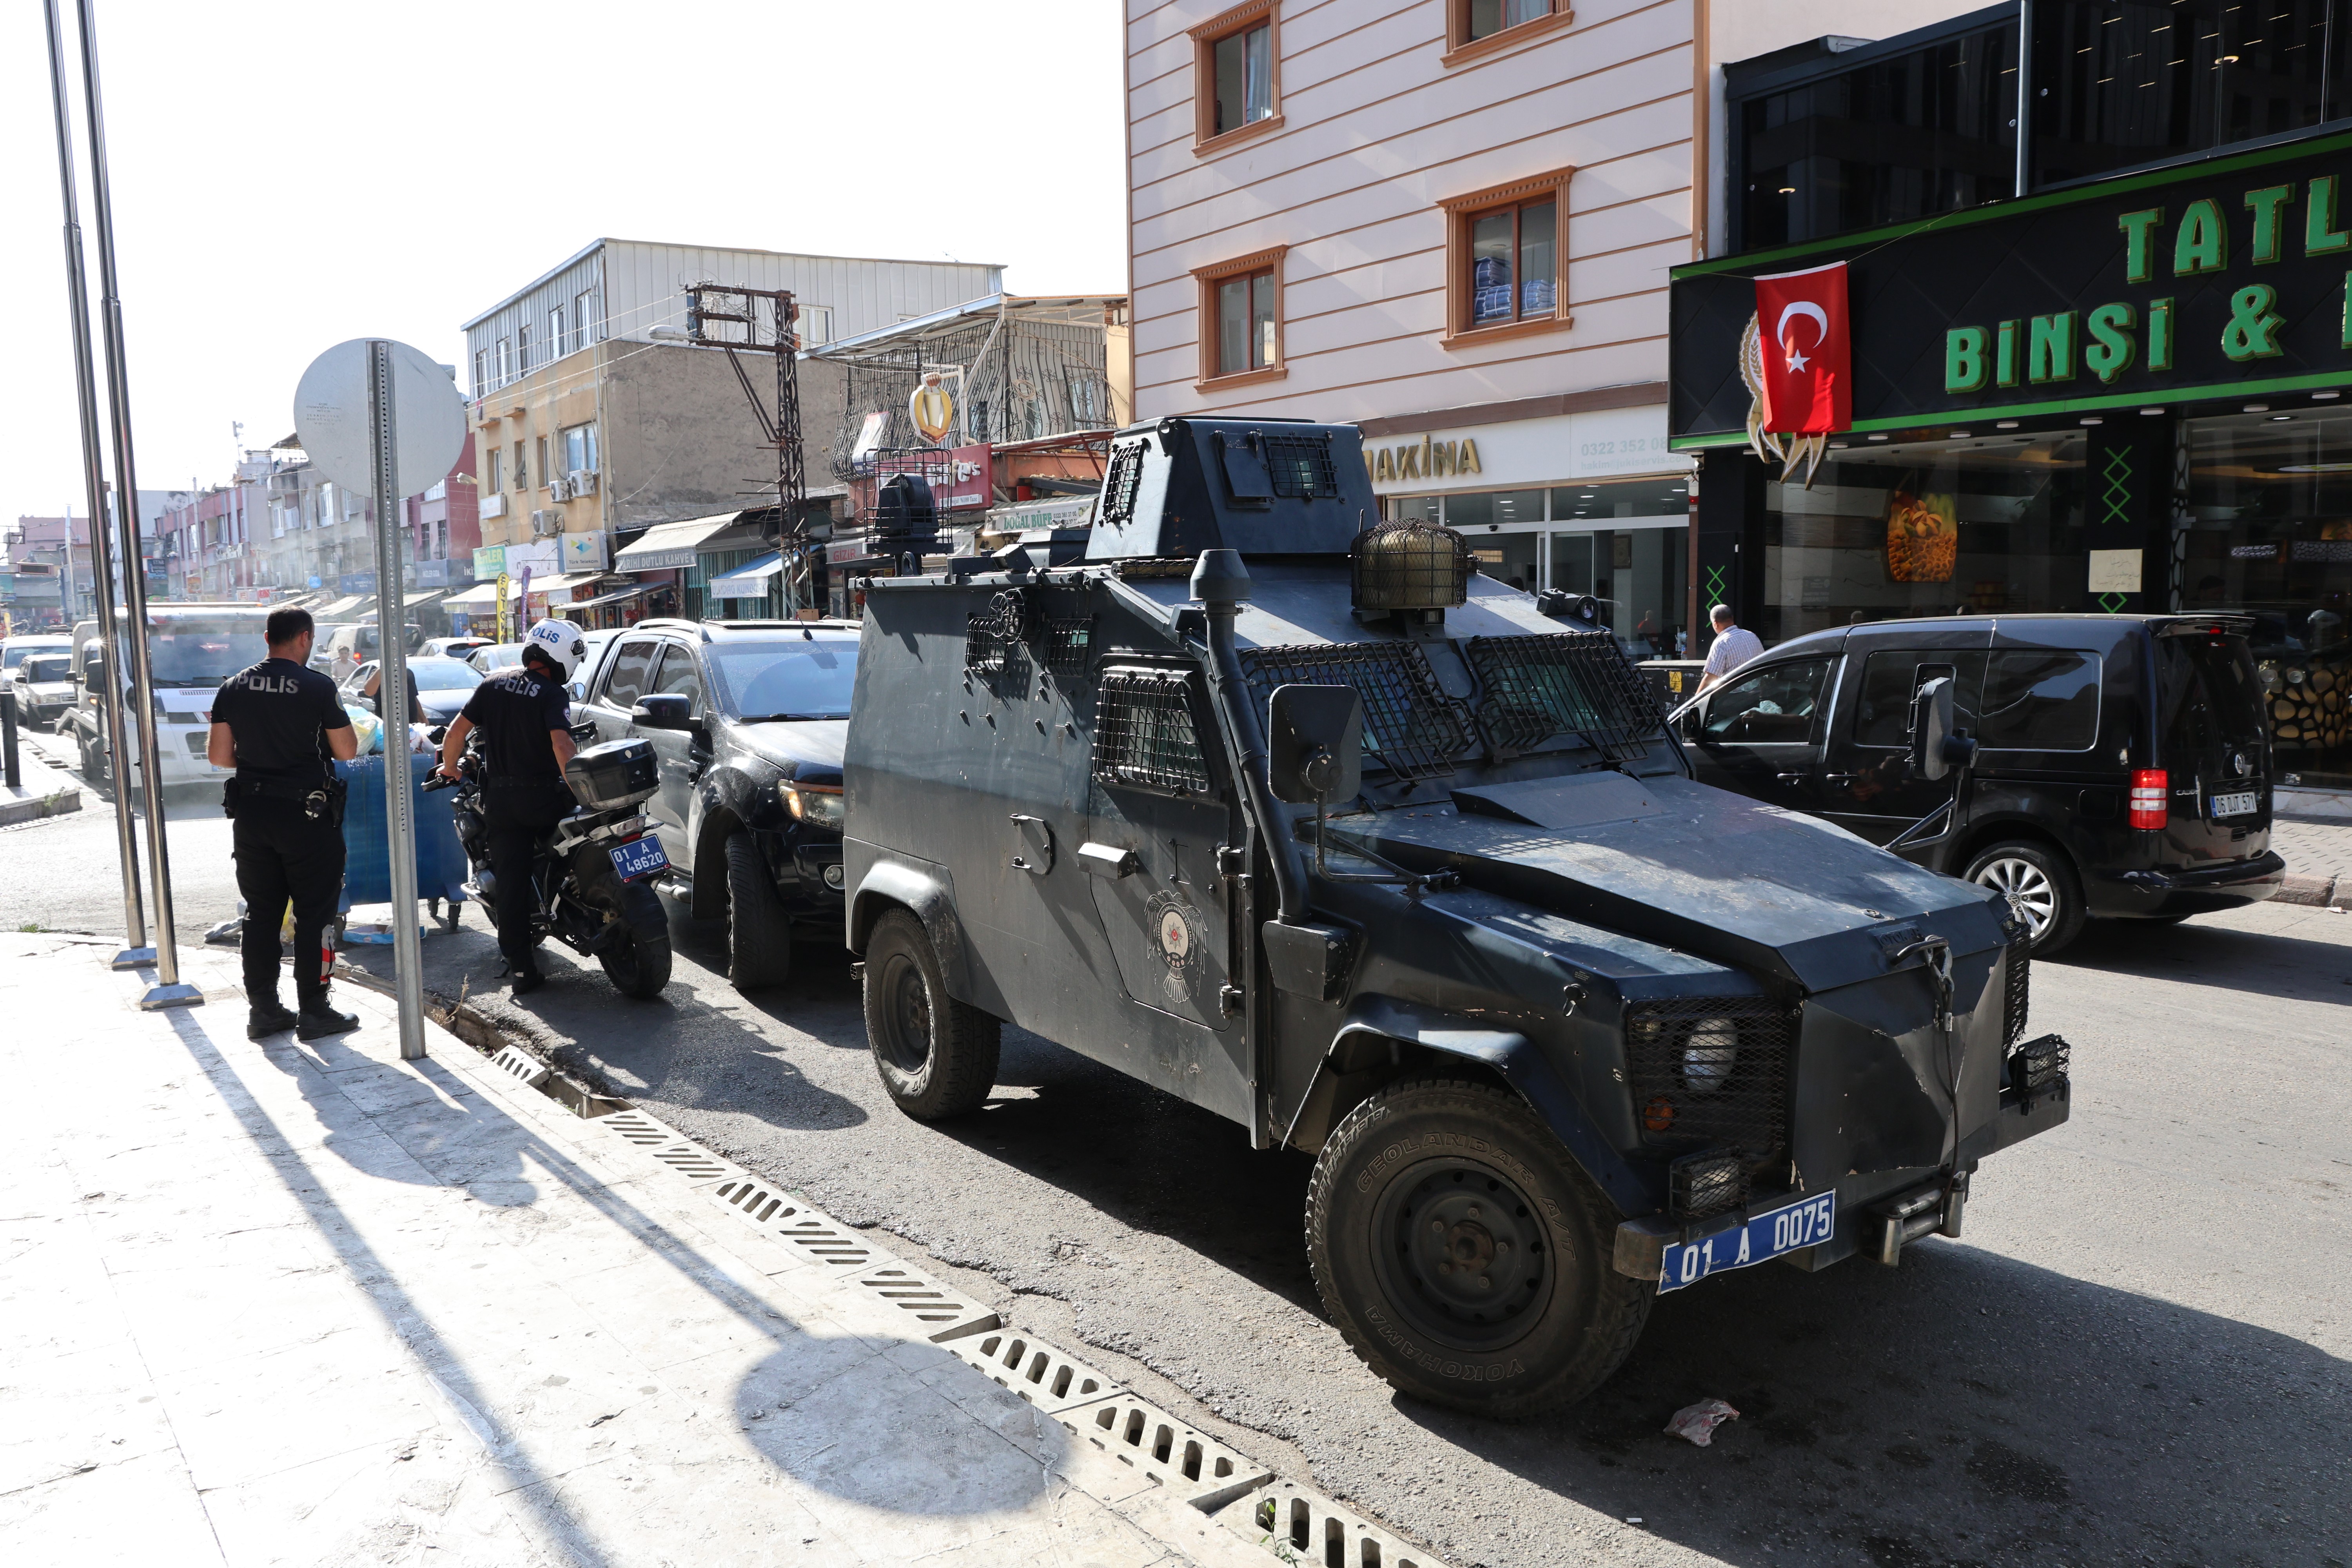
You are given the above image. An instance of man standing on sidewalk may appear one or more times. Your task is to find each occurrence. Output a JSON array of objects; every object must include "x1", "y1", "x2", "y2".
[
  {"x1": 207, "y1": 607, "x2": 361, "y2": 1041},
  {"x1": 1694, "y1": 603, "x2": 1764, "y2": 694}
]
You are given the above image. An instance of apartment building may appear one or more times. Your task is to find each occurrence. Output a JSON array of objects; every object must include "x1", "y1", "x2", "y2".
[{"x1": 1125, "y1": 0, "x2": 1981, "y2": 653}]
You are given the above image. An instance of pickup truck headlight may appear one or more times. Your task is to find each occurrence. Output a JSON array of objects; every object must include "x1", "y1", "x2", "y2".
[{"x1": 779, "y1": 781, "x2": 844, "y2": 830}]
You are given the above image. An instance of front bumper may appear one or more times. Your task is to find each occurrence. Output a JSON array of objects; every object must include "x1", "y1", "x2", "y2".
[{"x1": 2099, "y1": 849, "x2": 2285, "y2": 916}]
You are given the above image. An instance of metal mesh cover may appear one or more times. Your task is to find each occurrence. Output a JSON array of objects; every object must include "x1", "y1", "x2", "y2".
[
  {"x1": 2003, "y1": 933, "x2": 2031, "y2": 1050},
  {"x1": 1349, "y1": 520, "x2": 1471, "y2": 612},
  {"x1": 1043, "y1": 617, "x2": 1094, "y2": 677},
  {"x1": 1094, "y1": 666, "x2": 1212, "y2": 797},
  {"x1": 1101, "y1": 444, "x2": 1145, "y2": 525},
  {"x1": 2013, "y1": 1032, "x2": 2069, "y2": 1093},
  {"x1": 1263, "y1": 433, "x2": 1338, "y2": 499},
  {"x1": 1624, "y1": 996, "x2": 1795, "y2": 1167},
  {"x1": 1239, "y1": 642, "x2": 1471, "y2": 782},
  {"x1": 1465, "y1": 632, "x2": 1668, "y2": 762},
  {"x1": 1669, "y1": 1151, "x2": 1751, "y2": 1221}
]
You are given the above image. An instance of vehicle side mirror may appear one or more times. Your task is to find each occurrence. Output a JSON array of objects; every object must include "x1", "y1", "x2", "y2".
[
  {"x1": 567, "y1": 680, "x2": 585, "y2": 701},
  {"x1": 1907, "y1": 676, "x2": 1978, "y2": 781},
  {"x1": 1267, "y1": 684, "x2": 1363, "y2": 806},
  {"x1": 632, "y1": 694, "x2": 690, "y2": 731},
  {"x1": 426, "y1": 725, "x2": 448, "y2": 745}
]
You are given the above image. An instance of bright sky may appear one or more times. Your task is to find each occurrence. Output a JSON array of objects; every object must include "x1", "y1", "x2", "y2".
[{"x1": 0, "y1": 0, "x2": 1125, "y2": 528}]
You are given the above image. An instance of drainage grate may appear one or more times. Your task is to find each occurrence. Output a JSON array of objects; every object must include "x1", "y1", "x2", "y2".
[
  {"x1": 1061, "y1": 1391, "x2": 1273, "y2": 1513},
  {"x1": 600, "y1": 1109, "x2": 740, "y2": 1183},
  {"x1": 488, "y1": 1043, "x2": 552, "y2": 1089},
  {"x1": 853, "y1": 1265, "x2": 999, "y2": 1343},
  {"x1": 949, "y1": 1330, "x2": 1122, "y2": 1414},
  {"x1": 701, "y1": 1181, "x2": 998, "y2": 1340},
  {"x1": 1221, "y1": 1478, "x2": 1445, "y2": 1568}
]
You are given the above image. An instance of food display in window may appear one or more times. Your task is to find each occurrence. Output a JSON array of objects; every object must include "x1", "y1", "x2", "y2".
[{"x1": 1884, "y1": 486, "x2": 1958, "y2": 583}]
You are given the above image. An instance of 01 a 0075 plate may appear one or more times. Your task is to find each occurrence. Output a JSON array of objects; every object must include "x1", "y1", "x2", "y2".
[
  {"x1": 2210, "y1": 790, "x2": 2258, "y2": 819},
  {"x1": 610, "y1": 836, "x2": 669, "y2": 881},
  {"x1": 1657, "y1": 1191, "x2": 1835, "y2": 1293}
]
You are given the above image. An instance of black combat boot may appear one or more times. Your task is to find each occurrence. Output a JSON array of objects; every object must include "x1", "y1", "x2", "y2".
[
  {"x1": 247, "y1": 999, "x2": 300, "y2": 1040},
  {"x1": 295, "y1": 1003, "x2": 360, "y2": 1041}
]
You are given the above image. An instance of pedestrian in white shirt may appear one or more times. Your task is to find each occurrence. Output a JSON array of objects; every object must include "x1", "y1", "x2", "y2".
[{"x1": 1695, "y1": 605, "x2": 1763, "y2": 693}]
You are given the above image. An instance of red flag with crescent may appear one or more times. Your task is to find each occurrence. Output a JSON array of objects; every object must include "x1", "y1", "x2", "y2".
[{"x1": 1753, "y1": 261, "x2": 1851, "y2": 435}]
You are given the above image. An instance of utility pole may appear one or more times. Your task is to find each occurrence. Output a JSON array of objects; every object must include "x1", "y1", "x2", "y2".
[{"x1": 683, "y1": 284, "x2": 807, "y2": 613}]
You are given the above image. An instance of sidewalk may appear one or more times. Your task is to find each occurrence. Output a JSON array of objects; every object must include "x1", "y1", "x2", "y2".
[
  {"x1": 2273, "y1": 809, "x2": 2352, "y2": 908},
  {"x1": 0, "y1": 935, "x2": 1286, "y2": 1568}
]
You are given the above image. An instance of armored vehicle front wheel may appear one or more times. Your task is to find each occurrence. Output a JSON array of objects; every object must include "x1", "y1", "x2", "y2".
[
  {"x1": 1306, "y1": 1076, "x2": 1650, "y2": 1417},
  {"x1": 864, "y1": 909, "x2": 1001, "y2": 1120}
]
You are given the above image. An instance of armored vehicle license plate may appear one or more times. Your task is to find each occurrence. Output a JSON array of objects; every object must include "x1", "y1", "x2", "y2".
[
  {"x1": 2210, "y1": 790, "x2": 2258, "y2": 819},
  {"x1": 1658, "y1": 1191, "x2": 1836, "y2": 1293},
  {"x1": 610, "y1": 837, "x2": 669, "y2": 881}
]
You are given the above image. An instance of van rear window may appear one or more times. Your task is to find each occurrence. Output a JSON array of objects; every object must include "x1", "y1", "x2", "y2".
[{"x1": 1977, "y1": 650, "x2": 2101, "y2": 751}]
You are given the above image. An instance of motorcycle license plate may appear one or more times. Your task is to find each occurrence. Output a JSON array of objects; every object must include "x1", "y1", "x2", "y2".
[
  {"x1": 1657, "y1": 1192, "x2": 1836, "y2": 1294},
  {"x1": 610, "y1": 836, "x2": 669, "y2": 881},
  {"x1": 2210, "y1": 790, "x2": 2258, "y2": 819}
]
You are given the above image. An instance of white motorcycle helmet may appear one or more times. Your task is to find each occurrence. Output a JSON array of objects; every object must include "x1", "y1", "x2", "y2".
[{"x1": 522, "y1": 618, "x2": 588, "y2": 680}]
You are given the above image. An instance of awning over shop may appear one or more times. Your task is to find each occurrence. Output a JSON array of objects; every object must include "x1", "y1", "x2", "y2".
[
  {"x1": 440, "y1": 581, "x2": 505, "y2": 608},
  {"x1": 708, "y1": 552, "x2": 783, "y2": 599},
  {"x1": 315, "y1": 595, "x2": 369, "y2": 619},
  {"x1": 567, "y1": 583, "x2": 655, "y2": 612},
  {"x1": 614, "y1": 514, "x2": 748, "y2": 572},
  {"x1": 524, "y1": 573, "x2": 601, "y2": 606}
]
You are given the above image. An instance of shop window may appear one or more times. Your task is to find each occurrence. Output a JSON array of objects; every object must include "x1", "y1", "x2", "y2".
[
  {"x1": 1978, "y1": 650, "x2": 2102, "y2": 751},
  {"x1": 1702, "y1": 659, "x2": 1834, "y2": 744},
  {"x1": 1192, "y1": 1, "x2": 1280, "y2": 151},
  {"x1": 1439, "y1": 172, "x2": 1573, "y2": 343},
  {"x1": 1446, "y1": 0, "x2": 1570, "y2": 64},
  {"x1": 1192, "y1": 247, "x2": 1287, "y2": 388}
]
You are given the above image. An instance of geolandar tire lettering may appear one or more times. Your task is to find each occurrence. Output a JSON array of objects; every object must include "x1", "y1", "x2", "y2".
[{"x1": 1305, "y1": 1075, "x2": 1651, "y2": 1417}]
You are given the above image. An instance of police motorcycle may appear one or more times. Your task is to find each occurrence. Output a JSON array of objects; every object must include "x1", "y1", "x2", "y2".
[{"x1": 423, "y1": 721, "x2": 675, "y2": 999}]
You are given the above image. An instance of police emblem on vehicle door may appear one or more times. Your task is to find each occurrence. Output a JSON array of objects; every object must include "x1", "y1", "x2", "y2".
[{"x1": 1145, "y1": 889, "x2": 1203, "y2": 1008}]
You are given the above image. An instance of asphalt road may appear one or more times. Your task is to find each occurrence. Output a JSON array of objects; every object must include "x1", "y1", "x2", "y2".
[{"x1": 10, "y1": 725, "x2": 2349, "y2": 1567}]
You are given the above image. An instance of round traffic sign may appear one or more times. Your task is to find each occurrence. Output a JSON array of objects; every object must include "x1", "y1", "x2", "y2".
[{"x1": 292, "y1": 339, "x2": 468, "y2": 500}]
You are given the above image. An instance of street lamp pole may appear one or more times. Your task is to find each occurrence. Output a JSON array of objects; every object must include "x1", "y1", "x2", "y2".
[
  {"x1": 40, "y1": 0, "x2": 150, "y2": 970},
  {"x1": 75, "y1": 0, "x2": 197, "y2": 1009}
]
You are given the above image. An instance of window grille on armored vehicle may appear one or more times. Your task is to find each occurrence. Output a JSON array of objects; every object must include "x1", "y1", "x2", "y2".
[
  {"x1": 1263, "y1": 433, "x2": 1338, "y2": 499},
  {"x1": 1624, "y1": 996, "x2": 1795, "y2": 1172},
  {"x1": 1043, "y1": 617, "x2": 1094, "y2": 677},
  {"x1": 1095, "y1": 666, "x2": 1213, "y2": 797},
  {"x1": 1465, "y1": 633, "x2": 1669, "y2": 762},
  {"x1": 1239, "y1": 642, "x2": 1472, "y2": 782},
  {"x1": 1101, "y1": 444, "x2": 1145, "y2": 526}
]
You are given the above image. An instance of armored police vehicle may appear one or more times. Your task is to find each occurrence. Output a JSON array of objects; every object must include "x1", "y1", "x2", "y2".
[{"x1": 842, "y1": 419, "x2": 2070, "y2": 1416}]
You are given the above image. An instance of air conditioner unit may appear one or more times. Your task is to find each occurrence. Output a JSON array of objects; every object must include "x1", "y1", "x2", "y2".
[
  {"x1": 548, "y1": 478, "x2": 573, "y2": 503},
  {"x1": 480, "y1": 494, "x2": 510, "y2": 519},
  {"x1": 530, "y1": 510, "x2": 560, "y2": 537},
  {"x1": 567, "y1": 470, "x2": 598, "y2": 495}
]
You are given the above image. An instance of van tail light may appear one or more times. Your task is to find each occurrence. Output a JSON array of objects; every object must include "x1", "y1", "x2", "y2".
[{"x1": 2129, "y1": 769, "x2": 2168, "y2": 829}]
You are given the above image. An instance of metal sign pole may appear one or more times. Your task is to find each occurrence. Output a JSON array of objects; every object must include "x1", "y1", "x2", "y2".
[
  {"x1": 40, "y1": 0, "x2": 149, "y2": 970},
  {"x1": 74, "y1": 0, "x2": 193, "y2": 1007},
  {"x1": 368, "y1": 342, "x2": 428, "y2": 1061}
]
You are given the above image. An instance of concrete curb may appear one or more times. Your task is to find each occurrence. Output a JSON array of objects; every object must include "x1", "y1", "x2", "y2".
[
  {"x1": 0, "y1": 785, "x2": 80, "y2": 826},
  {"x1": 2274, "y1": 872, "x2": 2348, "y2": 909}
]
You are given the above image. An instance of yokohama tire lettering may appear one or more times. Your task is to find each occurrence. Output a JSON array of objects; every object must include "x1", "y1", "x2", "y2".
[{"x1": 1361, "y1": 1308, "x2": 1524, "y2": 1381}]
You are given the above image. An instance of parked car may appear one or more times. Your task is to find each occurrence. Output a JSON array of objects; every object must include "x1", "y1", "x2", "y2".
[
  {"x1": 1675, "y1": 612, "x2": 2284, "y2": 953},
  {"x1": 576, "y1": 617, "x2": 855, "y2": 990},
  {"x1": 419, "y1": 636, "x2": 493, "y2": 660},
  {"x1": 2, "y1": 633, "x2": 72, "y2": 704},
  {"x1": 338, "y1": 656, "x2": 485, "y2": 728},
  {"x1": 468, "y1": 642, "x2": 525, "y2": 675},
  {"x1": 13, "y1": 650, "x2": 77, "y2": 729}
]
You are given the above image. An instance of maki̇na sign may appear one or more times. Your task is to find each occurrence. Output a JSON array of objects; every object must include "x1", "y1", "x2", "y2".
[{"x1": 1667, "y1": 130, "x2": 2352, "y2": 447}]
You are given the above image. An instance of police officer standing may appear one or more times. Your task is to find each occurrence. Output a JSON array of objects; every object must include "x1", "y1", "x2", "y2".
[
  {"x1": 436, "y1": 619, "x2": 583, "y2": 995},
  {"x1": 206, "y1": 607, "x2": 361, "y2": 1041}
]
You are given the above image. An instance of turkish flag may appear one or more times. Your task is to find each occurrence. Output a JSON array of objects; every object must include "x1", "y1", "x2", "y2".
[{"x1": 1754, "y1": 261, "x2": 1851, "y2": 435}]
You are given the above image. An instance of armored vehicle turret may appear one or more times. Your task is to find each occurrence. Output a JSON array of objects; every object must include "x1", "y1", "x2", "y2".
[{"x1": 841, "y1": 416, "x2": 2069, "y2": 1415}]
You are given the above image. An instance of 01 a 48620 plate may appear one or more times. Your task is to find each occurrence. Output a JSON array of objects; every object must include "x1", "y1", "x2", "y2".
[
  {"x1": 610, "y1": 836, "x2": 669, "y2": 881},
  {"x1": 1658, "y1": 1191, "x2": 1835, "y2": 1293}
]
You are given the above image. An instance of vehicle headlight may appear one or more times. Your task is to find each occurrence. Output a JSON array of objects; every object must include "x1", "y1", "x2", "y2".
[
  {"x1": 779, "y1": 780, "x2": 844, "y2": 830},
  {"x1": 1680, "y1": 1017, "x2": 1739, "y2": 1094}
]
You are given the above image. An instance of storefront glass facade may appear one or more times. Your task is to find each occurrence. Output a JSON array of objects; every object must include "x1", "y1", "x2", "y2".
[{"x1": 1388, "y1": 478, "x2": 1692, "y2": 657}]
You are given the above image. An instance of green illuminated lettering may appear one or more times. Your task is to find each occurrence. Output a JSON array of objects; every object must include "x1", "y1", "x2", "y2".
[
  {"x1": 2309, "y1": 176, "x2": 2352, "y2": 256},
  {"x1": 2149, "y1": 297, "x2": 2175, "y2": 370},
  {"x1": 2118, "y1": 209, "x2": 2164, "y2": 283},
  {"x1": 1945, "y1": 326, "x2": 1989, "y2": 392},
  {"x1": 1996, "y1": 319, "x2": 2020, "y2": 387},
  {"x1": 2222, "y1": 284, "x2": 2285, "y2": 361},
  {"x1": 2084, "y1": 302, "x2": 2138, "y2": 383},
  {"x1": 2029, "y1": 312, "x2": 2077, "y2": 383},
  {"x1": 2173, "y1": 198, "x2": 2228, "y2": 274},
  {"x1": 2244, "y1": 185, "x2": 2292, "y2": 264}
]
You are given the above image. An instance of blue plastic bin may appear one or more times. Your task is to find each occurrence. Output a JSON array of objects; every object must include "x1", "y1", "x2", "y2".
[{"x1": 336, "y1": 753, "x2": 470, "y2": 931}]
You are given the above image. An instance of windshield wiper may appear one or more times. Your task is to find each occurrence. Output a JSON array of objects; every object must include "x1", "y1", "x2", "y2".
[{"x1": 737, "y1": 713, "x2": 845, "y2": 723}]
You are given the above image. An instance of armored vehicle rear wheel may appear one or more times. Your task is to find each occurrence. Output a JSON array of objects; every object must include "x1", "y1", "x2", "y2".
[
  {"x1": 724, "y1": 831, "x2": 793, "y2": 991},
  {"x1": 1305, "y1": 1076, "x2": 1650, "y2": 1417},
  {"x1": 864, "y1": 909, "x2": 1000, "y2": 1120},
  {"x1": 1965, "y1": 840, "x2": 2084, "y2": 955}
]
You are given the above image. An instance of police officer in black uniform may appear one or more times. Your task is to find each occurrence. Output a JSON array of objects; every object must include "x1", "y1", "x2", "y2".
[
  {"x1": 436, "y1": 618, "x2": 582, "y2": 995},
  {"x1": 207, "y1": 606, "x2": 362, "y2": 1041}
]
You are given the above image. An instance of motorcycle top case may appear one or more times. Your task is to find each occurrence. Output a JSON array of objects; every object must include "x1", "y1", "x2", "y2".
[{"x1": 564, "y1": 739, "x2": 659, "y2": 810}]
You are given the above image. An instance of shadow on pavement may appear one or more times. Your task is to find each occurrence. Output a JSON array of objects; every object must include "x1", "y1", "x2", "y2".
[{"x1": 2049, "y1": 911, "x2": 2352, "y2": 1008}]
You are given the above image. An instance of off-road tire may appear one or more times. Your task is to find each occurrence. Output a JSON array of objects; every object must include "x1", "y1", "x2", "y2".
[
  {"x1": 1306, "y1": 1075, "x2": 1651, "y2": 1417},
  {"x1": 864, "y1": 909, "x2": 999, "y2": 1120},
  {"x1": 1964, "y1": 840, "x2": 2086, "y2": 955},
  {"x1": 724, "y1": 831, "x2": 793, "y2": 991}
]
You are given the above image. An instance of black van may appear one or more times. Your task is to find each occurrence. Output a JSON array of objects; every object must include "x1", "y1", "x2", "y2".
[{"x1": 1678, "y1": 613, "x2": 2284, "y2": 953}]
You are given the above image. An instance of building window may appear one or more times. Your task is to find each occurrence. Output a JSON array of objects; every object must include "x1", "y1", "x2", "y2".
[
  {"x1": 1445, "y1": 0, "x2": 1569, "y2": 62},
  {"x1": 1439, "y1": 170, "x2": 1573, "y2": 343},
  {"x1": 575, "y1": 290, "x2": 598, "y2": 345},
  {"x1": 1464, "y1": 0, "x2": 1550, "y2": 42},
  {"x1": 512, "y1": 441, "x2": 526, "y2": 491},
  {"x1": 561, "y1": 423, "x2": 599, "y2": 477},
  {"x1": 494, "y1": 338, "x2": 511, "y2": 385},
  {"x1": 472, "y1": 349, "x2": 487, "y2": 396},
  {"x1": 1191, "y1": 1, "x2": 1280, "y2": 150},
  {"x1": 548, "y1": 305, "x2": 566, "y2": 358},
  {"x1": 485, "y1": 448, "x2": 503, "y2": 494},
  {"x1": 1191, "y1": 246, "x2": 1287, "y2": 388}
]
